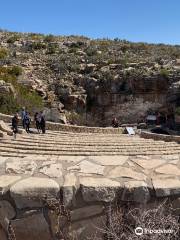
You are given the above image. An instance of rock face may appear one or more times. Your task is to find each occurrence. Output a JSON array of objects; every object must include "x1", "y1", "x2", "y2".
[
  {"x1": 1, "y1": 31, "x2": 180, "y2": 126},
  {"x1": 0, "y1": 80, "x2": 16, "y2": 96}
]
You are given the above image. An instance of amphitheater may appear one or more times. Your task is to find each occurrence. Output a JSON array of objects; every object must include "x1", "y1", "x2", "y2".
[{"x1": 0, "y1": 113, "x2": 180, "y2": 239}]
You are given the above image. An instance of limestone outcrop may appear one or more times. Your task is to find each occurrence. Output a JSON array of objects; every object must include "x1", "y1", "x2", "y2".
[{"x1": 1, "y1": 31, "x2": 180, "y2": 126}]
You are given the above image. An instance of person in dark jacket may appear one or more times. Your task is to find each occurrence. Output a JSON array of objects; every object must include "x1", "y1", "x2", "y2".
[
  {"x1": 12, "y1": 113, "x2": 19, "y2": 139},
  {"x1": 112, "y1": 117, "x2": 119, "y2": 128},
  {"x1": 34, "y1": 112, "x2": 41, "y2": 133},
  {"x1": 21, "y1": 107, "x2": 27, "y2": 129},
  {"x1": 40, "y1": 112, "x2": 46, "y2": 134},
  {"x1": 24, "y1": 112, "x2": 31, "y2": 133}
]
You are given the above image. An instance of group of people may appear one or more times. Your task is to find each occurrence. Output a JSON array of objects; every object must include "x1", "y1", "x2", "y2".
[{"x1": 12, "y1": 107, "x2": 46, "y2": 137}]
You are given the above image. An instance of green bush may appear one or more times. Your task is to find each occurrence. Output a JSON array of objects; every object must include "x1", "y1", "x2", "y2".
[
  {"x1": 8, "y1": 66, "x2": 22, "y2": 76},
  {"x1": 44, "y1": 34, "x2": 56, "y2": 43},
  {"x1": 0, "y1": 66, "x2": 44, "y2": 114},
  {"x1": 46, "y1": 45, "x2": 57, "y2": 54},
  {"x1": 31, "y1": 42, "x2": 46, "y2": 50},
  {"x1": 7, "y1": 35, "x2": 20, "y2": 44},
  {"x1": 0, "y1": 95, "x2": 19, "y2": 114},
  {"x1": 0, "y1": 48, "x2": 8, "y2": 59},
  {"x1": 85, "y1": 47, "x2": 97, "y2": 56},
  {"x1": 29, "y1": 33, "x2": 44, "y2": 40},
  {"x1": 17, "y1": 86, "x2": 43, "y2": 112},
  {"x1": 160, "y1": 68, "x2": 169, "y2": 78}
]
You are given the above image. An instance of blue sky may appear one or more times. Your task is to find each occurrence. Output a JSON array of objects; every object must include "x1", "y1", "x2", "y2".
[{"x1": 0, "y1": 0, "x2": 180, "y2": 44}]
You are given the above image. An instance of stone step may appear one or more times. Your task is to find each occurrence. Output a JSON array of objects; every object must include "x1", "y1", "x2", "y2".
[
  {"x1": 0, "y1": 144, "x2": 179, "y2": 153},
  {"x1": 0, "y1": 140, "x2": 178, "y2": 149},
  {"x1": 0, "y1": 139, "x2": 179, "y2": 148},
  {"x1": 7, "y1": 135, "x2": 147, "y2": 140},
  {"x1": 0, "y1": 149, "x2": 178, "y2": 157},
  {"x1": 5, "y1": 135, "x2": 169, "y2": 144},
  {"x1": 0, "y1": 145, "x2": 179, "y2": 155}
]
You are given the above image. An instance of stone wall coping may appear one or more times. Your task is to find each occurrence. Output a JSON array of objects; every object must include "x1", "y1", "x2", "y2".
[
  {"x1": 140, "y1": 130, "x2": 180, "y2": 143},
  {"x1": 0, "y1": 154, "x2": 180, "y2": 208}
]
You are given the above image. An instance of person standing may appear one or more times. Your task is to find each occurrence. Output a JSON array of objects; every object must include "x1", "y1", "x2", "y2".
[
  {"x1": 24, "y1": 112, "x2": 31, "y2": 133},
  {"x1": 112, "y1": 117, "x2": 119, "y2": 128},
  {"x1": 34, "y1": 112, "x2": 41, "y2": 133},
  {"x1": 12, "y1": 113, "x2": 19, "y2": 139},
  {"x1": 21, "y1": 107, "x2": 27, "y2": 129},
  {"x1": 40, "y1": 112, "x2": 46, "y2": 134}
]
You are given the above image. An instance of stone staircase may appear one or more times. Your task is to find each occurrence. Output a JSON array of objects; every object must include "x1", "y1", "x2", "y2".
[{"x1": 0, "y1": 130, "x2": 180, "y2": 157}]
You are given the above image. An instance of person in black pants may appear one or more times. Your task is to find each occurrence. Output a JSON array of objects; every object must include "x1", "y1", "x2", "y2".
[
  {"x1": 24, "y1": 112, "x2": 31, "y2": 133},
  {"x1": 12, "y1": 113, "x2": 19, "y2": 139},
  {"x1": 40, "y1": 114, "x2": 46, "y2": 134},
  {"x1": 34, "y1": 112, "x2": 41, "y2": 133}
]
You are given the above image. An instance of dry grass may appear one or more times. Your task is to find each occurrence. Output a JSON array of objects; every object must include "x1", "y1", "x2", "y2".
[{"x1": 91, "y1": 200, "x2": 180, "y2": 240}]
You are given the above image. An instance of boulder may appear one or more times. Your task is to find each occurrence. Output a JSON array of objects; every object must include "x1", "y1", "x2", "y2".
[
  {"x1": 0, "y1": 121, "x2": 13, "y2": 136},
  {"x1": 43, "y1": 108, "x2": 66, "y2": 123}
]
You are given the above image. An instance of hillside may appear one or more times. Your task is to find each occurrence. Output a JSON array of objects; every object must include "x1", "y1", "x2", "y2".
[{"x1": 1, "y1": 30, "x2": 180, "y2": 126}]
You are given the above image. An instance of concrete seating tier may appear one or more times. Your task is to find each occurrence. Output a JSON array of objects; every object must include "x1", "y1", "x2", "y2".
[{"x1": 0, "y1": 130, "x2": 180, "y2": 157}]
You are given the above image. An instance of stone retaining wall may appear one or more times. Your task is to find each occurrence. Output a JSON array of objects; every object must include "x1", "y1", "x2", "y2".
[
  {"x1": 0, "y1": 154, "x2": 180, "y2": 239},
  {"x1": 140, "y1": 131, "x2": 180, "y2": 143},
  {"x1": 0, "y1": 113, "x2": 123, "y2": 134}
]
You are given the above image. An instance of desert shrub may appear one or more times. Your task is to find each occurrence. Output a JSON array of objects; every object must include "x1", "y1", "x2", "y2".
[
  {"x1": 0, "y1": 48, "x2": 8, "y2": 59},
  {"x1": 0, "y1": 66, "x2": 43, "y2": 114},
  {"x1": 160, "y1": 68, "x2": 169, "y2": 78},
  {"x1": 7, "y1": 34, "x2": 20, "y2": 43},
  {"x1": 46, "y1": 44, "x2": 57, "y2": 54},
  {"x1": 29, "y1": 33, "x2": 44, "y2": 40},
  {"x1": 0, "y1": 95, "x2": 19, "y2": 114},
  {"x1": 7, "y1": 66, "x2": 22, "y2": 76},
  {"x1": 44, "y1": 34, "x2": 56, "y2": 42},
  {"x1": 90, "y1": 201, "x2": 180, "y2": 240},
  {"x1": 85, "y1": 47, "x2": 97, "y2": 56},
  {"x1": 16, "y1": 86, "x2": 43, "y2": 112},
  {"x1": 31, "y1": 41, "x2": 46, "y2": 50}
]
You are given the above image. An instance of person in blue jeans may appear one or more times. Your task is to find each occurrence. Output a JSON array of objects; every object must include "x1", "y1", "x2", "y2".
[
  {"x1": 24, "y1": 112, "x2": 31, "y2": 133},
  {"x1": 21, "y1": 107, "x2": 27, "y2": 129}
]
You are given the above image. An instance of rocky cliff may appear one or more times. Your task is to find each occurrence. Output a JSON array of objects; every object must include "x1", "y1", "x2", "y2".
[{"x1": 1, "y1": 30, "x2": 180, "y2": 126}]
